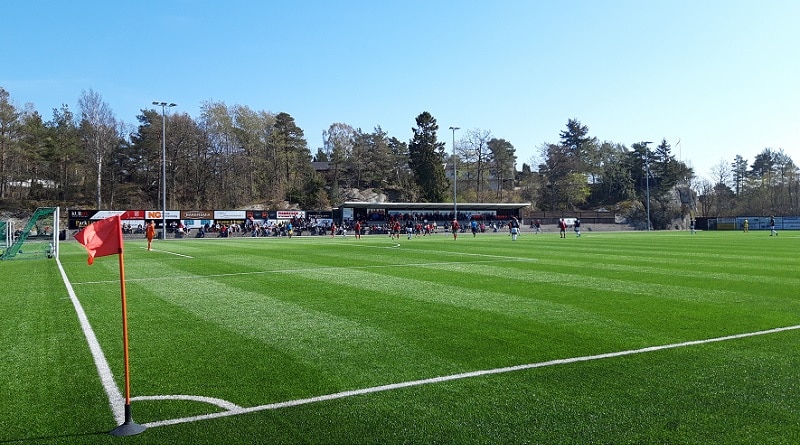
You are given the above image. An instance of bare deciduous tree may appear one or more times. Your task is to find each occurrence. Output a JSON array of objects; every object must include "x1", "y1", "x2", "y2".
[
  {"x1": 458, "y1": 129, "x2": 492, "y2": 200},
  {"x1": 78, "y1": 88, "x2": 117, "y2": 209},
  {"x1": 710, "y1": 158, "x2": 732, "y2": 187}
]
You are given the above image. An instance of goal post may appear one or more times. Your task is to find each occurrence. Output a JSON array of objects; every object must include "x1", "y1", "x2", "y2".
[
  {"x1": 0, "y1": 207, "x2": 60, "y2": 261},
  {"x1": 0, "y1": 220, "x2": 9, "y2": 255}
]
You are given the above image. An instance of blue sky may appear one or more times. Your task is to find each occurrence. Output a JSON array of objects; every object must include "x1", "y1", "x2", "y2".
[{"x1": 3, "y1": 1, "x2": 798, "y2": 181}]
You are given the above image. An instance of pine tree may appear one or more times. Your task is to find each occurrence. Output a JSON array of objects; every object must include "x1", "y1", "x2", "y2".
[{"x1": 408, "y1": 112, "x2": 448, "y2": 202}]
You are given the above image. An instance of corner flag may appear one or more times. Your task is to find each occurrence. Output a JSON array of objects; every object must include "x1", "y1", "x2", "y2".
[
  {"x1": 74, "y1": 214, "x2": 123, "y2": 265},
  {"x1": 74, "y1": 213, "x2": 145, "y2": 436}
]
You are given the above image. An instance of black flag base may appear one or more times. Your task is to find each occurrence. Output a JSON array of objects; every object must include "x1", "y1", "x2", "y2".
[{"x1": 109, "y1": 404, "x2": 146, "y2": 437}]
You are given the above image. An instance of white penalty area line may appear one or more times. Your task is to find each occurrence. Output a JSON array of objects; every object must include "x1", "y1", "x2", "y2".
[
  {"x1": 351, "y1": 243, "x2": 538, "y2": 262},
  {"x1": 138, "y1": 246, "x2": 193, "y2": 258},
  {"x1": 143, "y1": 324, "x2": 800, "y2": 429}
]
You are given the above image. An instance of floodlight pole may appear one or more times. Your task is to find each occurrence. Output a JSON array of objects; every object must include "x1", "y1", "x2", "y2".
[
  {"x1": 153, "y1": 102, "x2": 176, "y2": 240},
  {"x1": 642, "y1": 141, "x2": 653, "y2": 231},
  {"x1": 53, "y1": 206, "x2": 60, "y2": 259},
  {"x1": 449, "y1": 126, "x2": 460, "y2": 218}
]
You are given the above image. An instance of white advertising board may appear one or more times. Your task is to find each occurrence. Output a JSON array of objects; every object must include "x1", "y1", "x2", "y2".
[
  {"x1": 146, "y1": 210, "x2": 181, "y2": 220},
  {"x1": 214, "y1": 210, "x2": 246, "y2": 219}
]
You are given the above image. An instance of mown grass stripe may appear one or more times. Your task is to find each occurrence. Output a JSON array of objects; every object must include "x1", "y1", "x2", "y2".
[{"x1": 11, "y1": 231, "x2": 796, "y2": 443}]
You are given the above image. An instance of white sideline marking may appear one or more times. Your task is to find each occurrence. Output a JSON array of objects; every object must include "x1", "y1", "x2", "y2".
[
  {"x1": 139, "y1": 246, "x2": 193, "y2": 258},
  {"x1": 132, "y1": 395, "x2": 242, "y2": 411},
  {"x1": 142, "y1": 324, "x2": 800, "y2": 429},
  {"x1": 56, "y1": 258, "x2": 126, "y2": 425}
]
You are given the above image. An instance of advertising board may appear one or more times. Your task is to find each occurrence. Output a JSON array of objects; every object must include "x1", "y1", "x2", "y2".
[
  {"x1": 146, "y1": 210, "x2": 181, "y2": 220},
  {"x1": 181, "y1": 210, "x2": 213, "y2": 220},
  {"x1": 276, "y1": 210, "x2": 305, "y2": 219},
  {"x1": 214, "y1": 210, "x2": 246, "y2": 219}
]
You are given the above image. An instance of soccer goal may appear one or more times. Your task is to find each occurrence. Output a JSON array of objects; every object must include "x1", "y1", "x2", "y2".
[
  {"x1": 0, "y1": 220, "x2": 9, "y2": 256},
  {"x1": 0, "y1": 207, "x2": 60, "y2": 261}
]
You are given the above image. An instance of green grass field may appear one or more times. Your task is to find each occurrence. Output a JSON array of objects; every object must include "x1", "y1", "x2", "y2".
[{"x1": 2, "y1": 229, "x2": 799, "y2": 444}]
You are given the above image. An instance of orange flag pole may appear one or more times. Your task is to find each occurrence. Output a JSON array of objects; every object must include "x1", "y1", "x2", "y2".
[
  {"x1": 109, "y1": 247, "x2": 146, "y2": 436},
  {"x1": 75, "y1": 214, "x2": 146, "y2": 436}
]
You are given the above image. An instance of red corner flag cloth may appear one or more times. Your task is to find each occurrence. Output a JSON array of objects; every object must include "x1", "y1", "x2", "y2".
[{"x1": 74, "y1": 214, "x2": 124, "y2": 265}]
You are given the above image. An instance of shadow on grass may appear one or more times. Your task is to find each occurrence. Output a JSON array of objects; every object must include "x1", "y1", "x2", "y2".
[{"x1": 0, "y1": 430, "x2": 109, "y2": 444}]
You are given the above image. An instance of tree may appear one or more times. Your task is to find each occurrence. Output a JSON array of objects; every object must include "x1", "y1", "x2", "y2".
[
  {"x1": 166, "y1": 113, "x2": 209, "y2": 208},
  {"x1": 763, "y1": 148, "x2": 798, "y2": 215},
  {"x1": 130, "y1": 109, "x2": 168, "y2": 207},
  {"x1": 287, "y1": 167, "x2": 327, "y2": 209},
  {"x1": 313, "y1": 147, "x2": 328, "y2": 162},
  {"x1": 537, "y1": 119, "x2": 602, "y2": 210},
  {"x1": 517, "y1": 162, "x2": 540, "y2": 208},
  {"x1": 387, "y1": 136, "x2": 414, "y2": 200},
  {"x1": 322, "y1": 123, "x2": 355, "y2": 200},
  {"x1": 273, "y1": 112, "x2": 310, "y2": 181},
  {"x1": 749, "y1": 148, "x2": 780, "y2": 185},
  {"x1": 458, "y1": 129, "x2": 493, "y2": 200},
  {"x1": 731, "y1": 155, "x2": 748, "y2": 195},
  {"x1": 271, "y1": 112, "x2": 312, "y2": 204},
  {"x1": 348, "y1": 128, "x2": 370, "y2": 190},
  {"x1": 629, "y1": 139, "x2": 693, "y2": 228},
  {"x1": 650, "y1": 138, "x2": 690, "y2": 195},
  {"x1": 408, "y1": 111, "x2": 448, "y2": 202},
  {"x1": 538, "y1": 143, "x2": 582, "y2": 210},
  {"x1": 363, "y1": 126, "x2": 395, "y2": 190},
  {"x1": 229, "y1": 105, "x2": 277, "y2": 204},
  {"x1": 78, "y1": 89, "x2": 117, "y2": 209},
  {"x1": 748, "y1": 148, "x2": 780, "y2": 213},
  {"x1": 559, "y1": 119, "x2": 592, "y2": 159},
  {"x1": 711, "y1": 182, "x2": 735, "y2": 216},
  {"x1": 335, "y1": 126, "x2": 397, "y2": 193},
  {"x1": 106, "y1": 121, "x2": 134, "y2": 208},
  {"x1": 17, "y1": 110, "x2": 50, "y2": 200},
  {"x1": 487, "y1": 138, "x2": 516, "y2": 200},
  {"x1": 0, "y1": 87, "x2": 21, "y2": 200},
  {"x1": 694, "y1": 178, "x2": 714, "y2": 216},
  {"x1": 46, "y1": 105, "x2": 82, "y2": 202},
  {"x1": 199, "y1": 101, "x2": 239, "y2": 208},
  {"x1": 590, "y1": 142, "x2": 635, "y2": 205},
  {"x1": 628, "y1": 141, "x2": 654, "y2": 226},
  {"x1": 710, "y1": 159, "x2": 731, "y2": 188},
  {"x1": 559, "y1": 118, "x2": 599, "y2": 181}
]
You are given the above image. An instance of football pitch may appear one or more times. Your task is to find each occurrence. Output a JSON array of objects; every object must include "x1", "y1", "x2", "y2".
[{"x1": 1, "y1": 229, "x2": 799, "y2": 444}]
